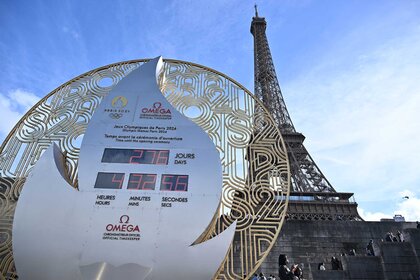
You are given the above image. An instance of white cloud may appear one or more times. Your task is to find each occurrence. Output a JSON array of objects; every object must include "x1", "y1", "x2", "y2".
[
  {"x1": 399, "y1": 190, "x2": 414, "y2": 198},
  {"x1": 62, "y1": 26, "x2": 80, "y2": 40},
  {"x1": 12, "y1": 89, "x2": 40, "y2": 109},
  {"x1": 358, "y1": 190, "x2": 420, "y2": 222},
  {"x1": 358, "y1": 208, "x2": 390, "y2": 221},
  {"x1": 284, "y1": 16, "x2": 420, "y2": 209},
  {"x1": 394, "y1": 190, "x2": 420, "y2": 222},
  {"x1": 0, "y1": 89, "x2": 39, "y2": 142}
]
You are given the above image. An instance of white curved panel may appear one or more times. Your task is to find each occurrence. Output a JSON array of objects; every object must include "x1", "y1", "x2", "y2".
[{"x1": 12, "y1": 144, "x2": 83, "y2": 279}]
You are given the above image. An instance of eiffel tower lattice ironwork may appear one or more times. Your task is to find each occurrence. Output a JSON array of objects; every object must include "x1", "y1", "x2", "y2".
[{"x1": 250, "y1": 6, "x2": 362, "y2": 220}]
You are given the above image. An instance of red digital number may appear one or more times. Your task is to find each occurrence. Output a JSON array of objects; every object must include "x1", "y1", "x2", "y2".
[
  {"x1": 128, "y1": 174, "x2": 156, "y2": 190},
  {"x1": 160, "y1": 174, "x2": 188, "y2": 191},
  {"x1": 160, "y1": 175, "x2": 174, "y2": 191},
  {"x1": 142, "y1": 175, "x2": 156, "y2": 190},
  {"x1": 129, "y1": 149, "x2": 144, "y2": 164},
  {"x1": 156, "y1": 150, "x2": 169, "y2": 165},
  {"x1": 128, "y1": 174, "x2": 143, "y2": 189},
  {"x1": 111, "y1": 173, "x2": 125, "y2": 189},
  {"x1": 175, "y1": 175, "x2": 188, "y2": 191},
  {"x1": 145, "y1": 150, "x2": 157, "y2": 164}
]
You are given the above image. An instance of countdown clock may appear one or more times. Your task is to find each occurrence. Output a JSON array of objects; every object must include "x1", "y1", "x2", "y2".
[
  {"x1": 1, "y1": 57, "x2": 290, "y2": 280},
  {"x1": 12, "y1": 58, "x2": 236, "y2": 280}
]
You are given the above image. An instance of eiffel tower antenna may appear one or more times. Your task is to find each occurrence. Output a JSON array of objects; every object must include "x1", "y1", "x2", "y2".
[{"x1": 250, "y1": 8, "x2": 362, "y2": 220}]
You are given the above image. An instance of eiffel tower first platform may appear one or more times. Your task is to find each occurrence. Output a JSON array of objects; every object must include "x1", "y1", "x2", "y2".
[{"x1": 250, "y1": 7, "x2": 361, "y2": 222}]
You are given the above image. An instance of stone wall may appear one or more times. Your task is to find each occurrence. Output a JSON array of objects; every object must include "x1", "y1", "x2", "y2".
[{"x1": 258, "y1": 220, "x2": 420, "y2": 280}]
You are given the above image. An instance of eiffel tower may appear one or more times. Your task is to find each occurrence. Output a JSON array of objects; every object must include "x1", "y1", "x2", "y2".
[{"x1": 251, "y1": 6, "x2": 361, "y2": 221}]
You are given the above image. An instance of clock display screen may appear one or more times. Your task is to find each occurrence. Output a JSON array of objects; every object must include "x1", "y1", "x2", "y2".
[
  {"x1": 160, "y1": 174, "x2": 189, "y2": 192},
  {"x1": 102, "y1": 148, "x2": 169, "y2": 165},
  {"x1": 94, "y1": 172, "x2": 125, "y2": 189},
  {"x1": 94, "y1": 173, "x2": 189, "y2": 191},
  {"x1": 127, "y1": 173, "x2": 157, "y2": 190}
]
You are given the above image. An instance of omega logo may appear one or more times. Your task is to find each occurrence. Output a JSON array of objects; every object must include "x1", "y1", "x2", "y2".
[
  {"x1": 141, "y1": 102, "x2": 171, "y2": 115},
  {"x1": 119, "y1": 215, "x2": 130, "y2": 223},
  {"x1": 105, "y1": 215, "x2": 140, "y2": 232}
]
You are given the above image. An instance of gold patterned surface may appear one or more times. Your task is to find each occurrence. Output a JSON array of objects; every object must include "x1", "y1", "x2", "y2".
[{"x1": 0, "y1": 59, "x2": 290, "y2": 279}]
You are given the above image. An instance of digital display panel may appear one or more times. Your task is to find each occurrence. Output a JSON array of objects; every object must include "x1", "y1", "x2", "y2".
[
  {"x1": 102, "y1": 148, "x2": 169, "y2": 165},
  {"x1": 94, "y1": 172, "x2": 125, "y2": 189},
  {"x1": 160, "y1": 174, "x2": 189, "y2": 192},
  {"x1": 127, "y1": 173, "x2": 157, "y2": 190}
]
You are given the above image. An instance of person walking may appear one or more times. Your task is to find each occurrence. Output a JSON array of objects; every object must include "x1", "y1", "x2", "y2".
[
  {"x1": 318, "y1": 262, "x2": 326, "y2": 270},
  {"x1": 278, "y1": 255, "x2": 295, "y2": 280},
  {"x1": 366, "y1": 240, "x2": 375, "y2": 256},
  {"x1": 331, "y1": 257, "x2": 340, "y2": 270},
  {"x1": 397, "y1": 230, "x2": 404, "y2": 242}
]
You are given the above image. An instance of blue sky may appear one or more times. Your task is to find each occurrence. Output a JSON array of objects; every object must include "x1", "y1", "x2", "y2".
[{"x1": 1, "y1": 0, "x2": 420, "y2": 221}]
